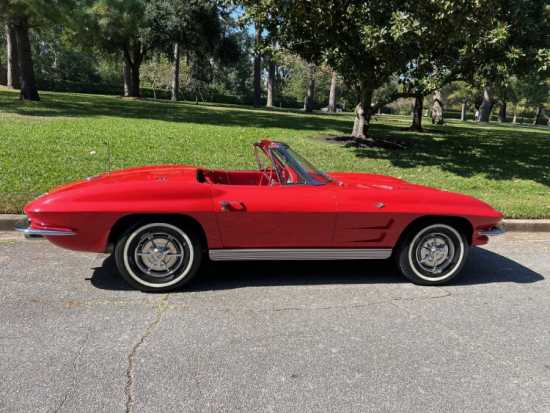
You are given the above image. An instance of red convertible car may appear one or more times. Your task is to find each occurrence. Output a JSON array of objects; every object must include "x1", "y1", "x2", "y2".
[{"x1": 17, "y1": 139, "x2": 503, "y2": 291}]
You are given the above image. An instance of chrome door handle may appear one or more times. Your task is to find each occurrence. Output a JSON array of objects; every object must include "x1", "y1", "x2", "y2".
[{"x1": 220, "y1": 200, "x2": 246, "y2": 211}]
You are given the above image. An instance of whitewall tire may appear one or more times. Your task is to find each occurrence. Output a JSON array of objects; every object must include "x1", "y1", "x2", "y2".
[
  {"x1": 114, "y1": 222, "x2": 202, "y2": 292},
  {"x1": 396, "y1": 223, "x2": 469, "y2": 285}
]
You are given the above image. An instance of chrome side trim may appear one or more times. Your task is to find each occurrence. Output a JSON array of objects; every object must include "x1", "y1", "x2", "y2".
[
  {"x1": 15, "y1": 218, "x2": 75, "y2": 239},
  {"x1": 209, "y1": 248, "x2": 392, "y2": 261},
  {"x1": 479, "y1": 225, "x2": 505, "y2": 237}
]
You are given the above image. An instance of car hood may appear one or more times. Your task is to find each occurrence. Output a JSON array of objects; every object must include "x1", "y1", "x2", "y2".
[
  {"x1": 330, "y1": 172, "x2": 432, "y2": 191},
  {"x1": 330, "y1": 172, "x2": 502, "y2": 218}
]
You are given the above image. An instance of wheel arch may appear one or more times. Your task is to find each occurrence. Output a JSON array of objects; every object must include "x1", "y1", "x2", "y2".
[
  {"x1": 395, "y1": 215, "x2": 474, "y2": 251},
  {"x1": 107, "y1": 213, "x2": 208, "y2": 252}
]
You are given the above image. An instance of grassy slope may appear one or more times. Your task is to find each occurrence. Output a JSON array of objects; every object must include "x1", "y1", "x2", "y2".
[{"x1": 1, "y1": 87, "x2": 549, "y2": 217}]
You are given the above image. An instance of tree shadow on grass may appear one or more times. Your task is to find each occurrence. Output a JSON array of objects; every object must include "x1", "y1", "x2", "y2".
[
  {"x1": 341, "y1": 122, "x2": 550, "y2": 187},
  {"x1": 89, "y1": 247, "x2": 543, "y2": 292},
  {"x1": 0, "y1": 91, "x2": 352, "y2": 134}
]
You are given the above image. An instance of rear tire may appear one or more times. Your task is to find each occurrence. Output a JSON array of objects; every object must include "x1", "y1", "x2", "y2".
[
  {"x1": 114, "y1": 222, "x2": 202, "y2": 292},
  {"x1": 395, "y1": 223, "x2": 469, "y2": 286}
]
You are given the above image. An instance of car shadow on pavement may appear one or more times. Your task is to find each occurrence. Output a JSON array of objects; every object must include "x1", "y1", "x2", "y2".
[{"x1": 89, "y1": 247, "x2": 544, "y2": 292}]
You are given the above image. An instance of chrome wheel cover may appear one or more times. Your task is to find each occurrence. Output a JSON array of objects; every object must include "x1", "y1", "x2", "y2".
[
  {"x1": 123, "y1": 223, "x2": 195, "y2": 288},
  {"x1": 408, "y1": 224, "x2": 465, "y2": 282},
  {"x1": 135, "y1": 232, "x2": 185, "y2": 277},
  {"x1": 415, "y1": 232, "x2": 455, "y2": 275}
]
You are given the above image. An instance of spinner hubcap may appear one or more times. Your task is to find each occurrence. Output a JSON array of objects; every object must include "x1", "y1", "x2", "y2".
[
  {"x1": 415, "y1": 233, "x2": 455, "y2": 275},
  {"x1": 134, "y1": 232, "x2": 185, "y2": 277}
]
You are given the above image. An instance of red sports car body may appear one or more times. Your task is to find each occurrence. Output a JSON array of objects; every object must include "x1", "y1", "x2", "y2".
[{"x1": 17, "y1": 140, "x2": 503, "y2": 291}]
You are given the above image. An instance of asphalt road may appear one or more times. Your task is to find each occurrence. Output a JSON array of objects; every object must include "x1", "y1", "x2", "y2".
[{"x1": 1, "y1": 232, "x2": 549, "y2": 412}]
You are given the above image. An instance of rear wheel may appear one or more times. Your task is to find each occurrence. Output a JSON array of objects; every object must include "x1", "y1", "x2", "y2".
[
  {"x1": 114, "y1": 222, "x2": 202, "y2": 292},
  {"x1": 396, "y1": 223, "x2": 469, "y2": 286}
]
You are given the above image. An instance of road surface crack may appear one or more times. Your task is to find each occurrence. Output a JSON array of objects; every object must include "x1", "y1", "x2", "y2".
[
  {"x1": 54, "y1": 330, "x2": 91, "y2": 413},
  {"x1": 125, "y1": 295, "x2": 169, "y2": 413}
]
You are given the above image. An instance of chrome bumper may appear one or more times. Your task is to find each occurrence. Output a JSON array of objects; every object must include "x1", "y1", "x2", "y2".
[
  {"x1": 15, "y1": 217, "x2": 75, "y2": 239},
  {"x1": 479, "y1": 225, "x2": 505, "y2": 237}
]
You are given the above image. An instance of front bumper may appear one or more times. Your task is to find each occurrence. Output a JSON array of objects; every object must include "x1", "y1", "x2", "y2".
[
  {"x1": 15, "y1": 217, "x2": 75, "y2": 239},
  {"x1": 478, "y1": 224, "x2": 505, "y2": 237}
]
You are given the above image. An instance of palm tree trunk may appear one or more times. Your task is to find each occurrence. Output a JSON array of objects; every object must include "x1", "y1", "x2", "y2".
[
  {"x1": 328, "y1": 69, "x2": 337, "y2": 112},
  {"x1": 171, "y1": 42, "x2": 180, "y2": 101}
]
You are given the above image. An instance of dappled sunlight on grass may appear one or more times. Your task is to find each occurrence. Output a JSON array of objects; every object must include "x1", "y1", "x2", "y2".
[{"x1": 0, "y1": 88, "x2": 549, "y2": 217}]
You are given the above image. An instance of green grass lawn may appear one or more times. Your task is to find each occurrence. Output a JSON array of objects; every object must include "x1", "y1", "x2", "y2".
[{"x1": 1, "y1": 87, "x2": 549, "y2": 217}]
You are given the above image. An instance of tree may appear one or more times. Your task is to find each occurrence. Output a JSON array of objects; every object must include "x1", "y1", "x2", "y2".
[
  {"x1": 447, "y1": 81, "x2": 480, "y2": 121},
  {"x1": 4, "y1": 22, "x2": 19, "y2": 89},
  {"x1": 521, "y1": 74, "x2": 550, "y2": 125},
  {"x1": 327, "y1": 69, "x2": 337, "y2": 112},
  {"x1": 1, "y1": 0, "x2": 79, "y2": 100},
  {"x1": 13, "y1": 12, "x2": 38, "y2": 99},
  {"x1": 431, "y1": 90, "x2": 444, "y2": 124},
  {"x1": 141, "y1": 57, "x2": 172, "y2": 99},
  {"x1": 473, "y1": 1, "x2": 550, "y2": 122},
  {"x1": 303, "y1": 63, "x2": 315, "y2": 112},
  {"x1": 86, "y1": 0, "x2": 151, "y2": 97},
  {"x1": 253, "y1": 23, "x2": 261, "y2": 106},
  {"x1": 265, "y1": 38, "x2": 278, "y2": 108},
  {"x1": 145, "y1": 0, "x2": 231, "y2": 101},
  {"x1": 247, "y1": 1, "x2": 522, "y2": 139}
]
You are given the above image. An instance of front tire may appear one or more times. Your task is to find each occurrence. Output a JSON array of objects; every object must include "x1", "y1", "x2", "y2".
[
  {"x1": 396, "y1": 223, "x2": 469, "y2": 286},
  {"x1": 114, "y1": 222, "x2": 202, "y2": 292}
]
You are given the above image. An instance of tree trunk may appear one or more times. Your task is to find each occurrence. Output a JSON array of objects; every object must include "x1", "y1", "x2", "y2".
[
  {"x1": 328, "y1": 69, "x2": 337, "y2": 112},
  {"x1": 460, "y1": 100, "x2": 467, "y2": 121},
  {"x1": 512, "y1": 105, "x2": 518, "y2": 124},
  {"x1": 130, "y1": 65, "x2": 140, "y2": 97},
  {"x1": 410, "y1": 94, "x2": 423, "y2": 131},
  {"x1": 171, "y1": 42, "x2": 180, "y2": 101},
  {"x1": 431, "y1": 90, "x2": 444, "y2": 124},
  {"x1": 478, "y1": 87, "x2": 493, "y2": 122},
  {"x1": 498, "y1": 101, "x2": 507, "y2": 122},
  {"x1": 123, "y1": 45, "x2": 143, "y2": 98},
  {"x1": 304, "y1": 64, "x2": 315, "y2": 113},
  {"x1": 253, "y1": 24, "x2": 262, "y2": 107},
  {"x1": 351, "y1": 88, "x2": 373, "y2": 139},
  {"x1": 5, "y1": 22, "x2": 19, "y2": 89},
  {"x1": 266, "y1": 57, "x2": 275, "y2": 107},
  {"x1": 533, "y1": 106, "x2": 544, "y2": 125},
  {"x1": 13, "y1": 16, "x2": 39, "y2": 101},
  {"x1": 123, "y1": 59, "x2": 131, "y2": 97}
]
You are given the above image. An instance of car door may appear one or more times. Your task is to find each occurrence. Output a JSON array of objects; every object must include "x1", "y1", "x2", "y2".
[{"x1": 211, "y1": 183, "x2": 338, "y2": 248}]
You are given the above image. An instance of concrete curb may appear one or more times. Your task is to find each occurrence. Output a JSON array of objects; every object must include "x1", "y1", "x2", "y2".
[
  {"x1": 1, "y1": 214, "x2": 550, "y2": 233},
  {"x1": 502, "y1": 219, "x2": 550, "y2": 232},
  {"x1": 0, "y1": 215, "x2": 25, "y2": 231}
]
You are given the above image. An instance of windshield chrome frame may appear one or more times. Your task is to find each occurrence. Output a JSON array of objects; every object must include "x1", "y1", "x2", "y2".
[{"x1": 254, "y1": 142, "x2": 331, "y2": 186}]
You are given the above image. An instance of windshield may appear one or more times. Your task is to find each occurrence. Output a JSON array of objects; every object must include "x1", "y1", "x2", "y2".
[{"x1": 269, "y1": 144, "x2": 332, "y2": 185}]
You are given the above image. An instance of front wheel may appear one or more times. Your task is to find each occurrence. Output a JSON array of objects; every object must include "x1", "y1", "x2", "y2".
[
  {"x1": 114, "y1": 222, "x2": 202, "y2": 292},
  {"x1": 396, "y1": 223, "x2": 469, "y2": 286}
]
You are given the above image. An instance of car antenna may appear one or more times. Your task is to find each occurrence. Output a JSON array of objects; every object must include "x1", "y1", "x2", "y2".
[{"x1": 103, "y1": 140, "x2": 112, "y2": 174}]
